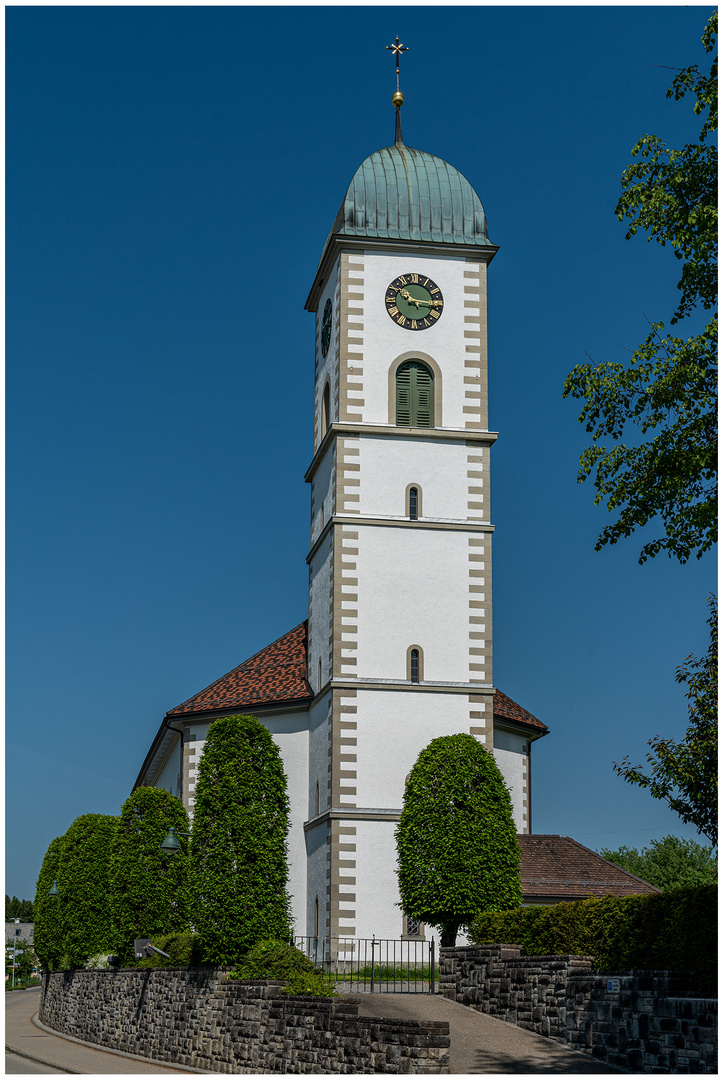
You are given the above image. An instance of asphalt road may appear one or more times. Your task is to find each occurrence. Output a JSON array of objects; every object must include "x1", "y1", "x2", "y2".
[{"x1": 5, "y1": 988, "x2": 202, "y2": 1074}]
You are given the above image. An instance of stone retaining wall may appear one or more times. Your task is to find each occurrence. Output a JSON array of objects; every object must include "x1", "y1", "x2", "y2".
[
  {"x1": 440, "y1": 944, "x2": 717, "y2": 1073},
  {"x1": 39, "y1": 967, "x2": 450, "y2": 1073}
]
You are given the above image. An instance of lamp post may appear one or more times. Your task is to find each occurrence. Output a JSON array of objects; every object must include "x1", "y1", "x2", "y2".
[{"x1": 11, "y1": 919, "x2": 20, "y2": 989}]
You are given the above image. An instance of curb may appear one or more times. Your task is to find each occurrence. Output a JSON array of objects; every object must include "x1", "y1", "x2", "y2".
[{"x1": 5, "y1": 1044, "x2": 78, "y2": 1073}]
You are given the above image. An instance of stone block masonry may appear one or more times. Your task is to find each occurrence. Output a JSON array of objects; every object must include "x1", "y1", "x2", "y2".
[
  {"x1": 40, "y1": 968, "x2": 450, "y2": 1074},
  {"x1": 439, "y1": 944, "x2": 717, "y2": 1073}
]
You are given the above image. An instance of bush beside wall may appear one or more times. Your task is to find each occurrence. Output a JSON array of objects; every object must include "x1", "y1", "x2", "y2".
[{"x1": 468, "y1": 885, "x2": 717, "y2": 994}]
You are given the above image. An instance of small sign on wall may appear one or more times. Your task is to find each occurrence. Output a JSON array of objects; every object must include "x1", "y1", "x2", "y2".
[{"x1": 607, "y1": 978, "x2": 620, "y2": 993}]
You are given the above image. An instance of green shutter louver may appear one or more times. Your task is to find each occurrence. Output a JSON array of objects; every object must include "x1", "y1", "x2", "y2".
[
  {"x1": 396, "y1": 362, "x2": 412, "y2": 426},
  {"x1": 396, "y1": 361, "x2": 434, "y2": 428}
]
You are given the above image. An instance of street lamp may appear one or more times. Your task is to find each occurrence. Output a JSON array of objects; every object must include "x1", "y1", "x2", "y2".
[{"x1": 160, "y1": 826, "x2": 188, "y2": 854}]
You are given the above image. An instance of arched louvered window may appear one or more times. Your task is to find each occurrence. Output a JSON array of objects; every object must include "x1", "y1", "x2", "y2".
[
  {"x1": 409, "y1": 487, "x2": 419, "y2": 520},
  {"x1": 396, "y1": 360, "x2": 434, "y2": 427}
]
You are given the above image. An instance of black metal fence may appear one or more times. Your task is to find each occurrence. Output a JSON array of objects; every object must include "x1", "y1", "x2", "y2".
[{"x1": 292, "y1": 936, "x2": 436, "y2": 993}]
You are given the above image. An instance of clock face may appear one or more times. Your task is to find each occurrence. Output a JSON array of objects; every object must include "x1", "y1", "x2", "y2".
[
  {"x1": 385, "y1": 273, "x2": 444, "y2": 330},
  {"x1": 321, "y1": 298, "x2": 333, "y2": 357}
]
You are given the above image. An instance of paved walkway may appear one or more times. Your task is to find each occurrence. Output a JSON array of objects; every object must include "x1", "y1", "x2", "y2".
[{"x1": 342, "y1": 992, "x2": 622, "y2": 1074}]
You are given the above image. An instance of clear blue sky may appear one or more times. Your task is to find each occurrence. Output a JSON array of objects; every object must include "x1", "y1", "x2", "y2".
[{"x1": 7, "y1": 5, "x2": 716, "y2": 901}]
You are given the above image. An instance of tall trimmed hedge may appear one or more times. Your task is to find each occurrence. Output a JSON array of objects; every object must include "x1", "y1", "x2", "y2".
[
  {"x1": 396, "y1": 734, "x2": 521, "y2": 946},
  {"x1": 189, "y1": 715, "x2": 292, "y2": 963},
  {"x1": 57, "y1": 813, "x2": 119, "y2": 967},
  {"x1": 468, "y1": 884, "x2": 717, "y2": 994},
  {"x1": 110, "y1": 787, "x2": 190, "y2": 963},
  {"x1": 33, "y1": 836, "x2": 64, "y2": 971}
]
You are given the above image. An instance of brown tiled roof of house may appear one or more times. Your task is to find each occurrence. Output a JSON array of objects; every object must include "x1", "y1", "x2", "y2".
[
  {"x1": 517, "y1": 834, "x2": 660, "y2": 903},
  {"x1": 166, "y1": 622, "x2": 548, "y2": 738},
  {"x1": 167, "y1": 622, "x2": 313, "y2": 718}
]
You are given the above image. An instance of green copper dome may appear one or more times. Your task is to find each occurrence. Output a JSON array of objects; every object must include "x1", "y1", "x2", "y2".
[{"x1": 329, "y1": 143, "x2": 491, "y2": 247}]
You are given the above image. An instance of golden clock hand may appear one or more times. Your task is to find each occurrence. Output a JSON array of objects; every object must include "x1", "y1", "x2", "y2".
[{"x1": 398, "y1": 289, "x2": 443, "y2": 308}]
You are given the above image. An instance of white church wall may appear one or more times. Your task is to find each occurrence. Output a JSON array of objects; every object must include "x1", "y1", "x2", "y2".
[
  {"x1": 154, "y1": 738, "x2": 182, "y2": 798},
  {"x1": 308, "y1": 693, "x2": 331, "y2": 817},
  {"x1": 492, "y1": 727, "x2": 529, "y2": 832},
  {"x1": 314, "y1": 257, "x2": 341, "y2": 453},
  {"x1": 354, "y1": 527, "x2": 472, "y2": 684},
  {"x1": 310, "y1": 444, "x2": 334, "y2": 546},
  {"x1": 353, "y1": 251, "x2": 484, "y2": 430},
  {"x1": 304, "y1": 820, "x2": 328, "y2": 938},
  {"x1": 255, "y1": 712, "x2": 310, "y2": 934},
  {"x1": 351, "y1": 688, "x2": 474, "y2": 811},
  {"x1": 309, "y1": 534, "x2": 332, "y2": 694},
  {"x1": 355, "y1": 435, "x2": 471, "y2": 521},
  {"x1": 352, "y1": 819, "x2": 402, "y2": 940}
]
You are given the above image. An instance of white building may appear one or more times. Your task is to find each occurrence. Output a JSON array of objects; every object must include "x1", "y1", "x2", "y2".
[{"x1": 134, "y1": 100, "x2": 549, "y2": 944}]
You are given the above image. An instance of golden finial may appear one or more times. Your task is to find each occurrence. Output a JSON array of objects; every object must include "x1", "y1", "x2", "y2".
[{"x1": 386, "y1": 36, "x2": 408, "y2": 145}]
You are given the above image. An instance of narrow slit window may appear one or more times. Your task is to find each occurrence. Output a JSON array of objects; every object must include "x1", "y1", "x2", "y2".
[
  {"x1": 410, "y1": 649, "x2": 420, "y2": 683},
  {"x1": 409, "y1": 487, "x2": 418, "y2": 520},
  {"x1": 318, "y1": 658, "x2": 322, "y2": 691}
]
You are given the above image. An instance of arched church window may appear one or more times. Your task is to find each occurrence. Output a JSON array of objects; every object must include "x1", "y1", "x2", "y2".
[
  {"x1": 396, "y1": 360, "x2": 434, "y2": 427},
  {"x1": 408, "y1": 486, "x2": 419, "y2": 520},
  {"x1": 407, "y1": 645, "x2": 424, "y2": 683},
  {"x1": 321, "y1": 382, "x2": 331, "y2": 437}
]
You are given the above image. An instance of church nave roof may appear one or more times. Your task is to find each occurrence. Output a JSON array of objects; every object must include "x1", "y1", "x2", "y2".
[{"x1": 165, "y1": 621, "x2": 548, "y2": 737}]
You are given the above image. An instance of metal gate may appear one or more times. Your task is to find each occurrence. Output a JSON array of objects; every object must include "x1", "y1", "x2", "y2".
[{"x1": 292, "y1": 936, "x2": 436, "y2": 993}]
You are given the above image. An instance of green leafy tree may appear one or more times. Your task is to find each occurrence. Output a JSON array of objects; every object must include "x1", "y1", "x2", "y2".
[
  {"x1": 189, "y1": 715, "x2": 292, "y2": 964},
  {"x1": 57, "y1": 813, "x2": 119, "y2": 967},
  {"x1": 33, "y1": 837, "x2": 64, "y2": 971},
  {"x1": 600, "y1": 834, "x2": 717, "y2": 890},
  {"x1": 614, "y1": 595, "x2": 717, "y2": 845},
  {"x1": 396, "y1": 733, "x2": 521, "y2": 947},
  {"x1": 563, "y1": 13, "x2": 717, "y2": 565},
  {"x1": 109, "y1": 787, "x2": 190, "y2": 963}
]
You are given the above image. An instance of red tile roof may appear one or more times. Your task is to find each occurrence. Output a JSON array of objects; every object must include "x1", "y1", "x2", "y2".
[
  {"x1": 167, "y1": 622, "x2": 312, "y2": 718},
  {"x1": 494, "y1": 688, "x2": 547, "y2": 734},
  {"x1": 166, "y1": 622, "x2": 548, "y2": 738},
  {"x1": 517, "y1": 834, "x2": 660, "y2": 903}
]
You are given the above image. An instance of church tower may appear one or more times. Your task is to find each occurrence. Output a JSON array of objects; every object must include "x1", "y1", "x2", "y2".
[
  {"x1": 134, "y1": 49, "x2": 549, "y2": 945},
  {"x1": 303, "y1": 68, "x2": 524, "y2": 943}
]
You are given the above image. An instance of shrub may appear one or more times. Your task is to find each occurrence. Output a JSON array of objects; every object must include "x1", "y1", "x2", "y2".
[
  {"x1": 110, "y1": 787, "x2": 190, "y2": 963},
  {"x1": 468, "y1": 883, "x2": 717, "y2": 994},
  {"x1": 33, "y1": 836, "x2": 64, "y2": 971},
  {"x1": 231, "y1": 939, "x2": 336, "y2": 997},
  {"x1": 137, "y1": 931, "x2": 206, "y2": 968},
  {"x1": 396, "y1": 733, "x2": 521, "y2": 946},
  {"x1": 57, "y1": 813, "x2": 119, "y2": 967},
  {"x1": 189, "y1": 715, "x2": 292, "y2": 964}
]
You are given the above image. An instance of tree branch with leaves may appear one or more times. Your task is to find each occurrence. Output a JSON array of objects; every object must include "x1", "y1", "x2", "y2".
[{"x1": 564, "y1": 12, "x2": 717, "y2": 565}]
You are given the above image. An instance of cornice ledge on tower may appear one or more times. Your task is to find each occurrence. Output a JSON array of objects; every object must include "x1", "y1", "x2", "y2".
[
  {"x1": 306, "y1": 234, "x2": 499, "y2": 313},
  {"x1": 305, "y1": 422, "x2": 498, "y2": 483},
  {"x1": 307, "y1": 515, "x2": 494, "y2": 563}
]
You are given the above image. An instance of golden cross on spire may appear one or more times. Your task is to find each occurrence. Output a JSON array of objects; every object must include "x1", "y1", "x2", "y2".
[{"x1": 386, "y1": 35, "x2": 409, "y2": 92}]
